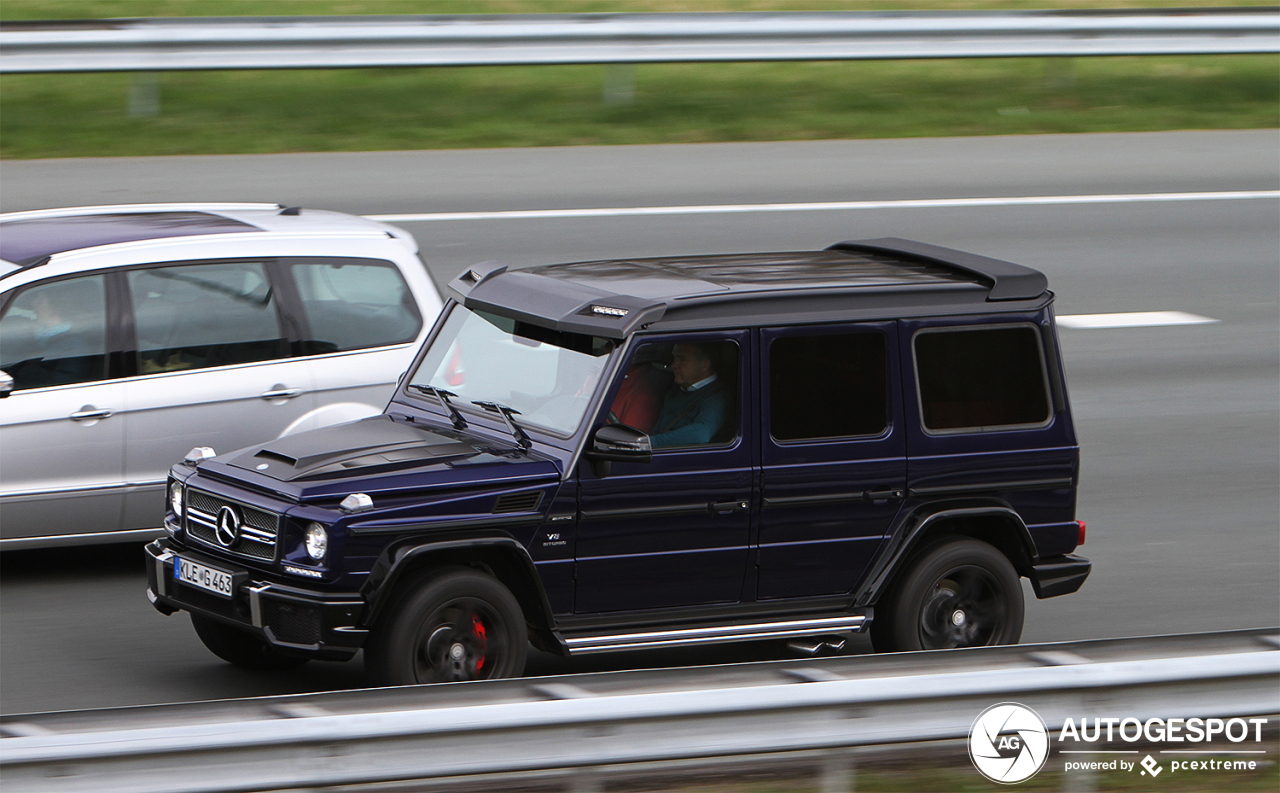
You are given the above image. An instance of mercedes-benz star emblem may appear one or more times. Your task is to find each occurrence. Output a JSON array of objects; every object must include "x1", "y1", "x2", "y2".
[{"x1": 215, "y1": 505, "x2": 242, "y2": 548}]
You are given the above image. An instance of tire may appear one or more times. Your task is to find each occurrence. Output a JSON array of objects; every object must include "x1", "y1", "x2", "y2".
[
  {"x1": 365, "y1": 568, "x2": 528, "y2": 686},
  {"x1": 870, "y1": 538, "x2": 1024, "y2": 653},
  {"x1": 190, "y1": 614, "x2": 309, "y2": 670}
]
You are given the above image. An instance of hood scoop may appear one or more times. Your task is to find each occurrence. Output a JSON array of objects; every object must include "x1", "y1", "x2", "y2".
[{"x1": 227, "y1": 415, "x2": 484, "y2": 481}]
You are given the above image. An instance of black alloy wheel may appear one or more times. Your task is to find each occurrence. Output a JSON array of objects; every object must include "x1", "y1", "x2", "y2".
[
  {"x1": 366, "y1": 568, "x2": 527, "y2": 686},
  {"x1": 870, "y1": 537, "x2": 1024, "y2": 653}
]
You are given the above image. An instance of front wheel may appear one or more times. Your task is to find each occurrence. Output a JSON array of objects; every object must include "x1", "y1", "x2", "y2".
[
  {"x1": 870, "y1": 538, "x2": 1024, "y2": 653},
  {"x1": 365, "y1": 569, "x2": 528, "y2": 686}
]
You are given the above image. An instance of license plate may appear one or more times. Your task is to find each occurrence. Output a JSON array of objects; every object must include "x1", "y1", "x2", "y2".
[{"x1": 174, "y1": 557, "x2": 234, "y2": 599}]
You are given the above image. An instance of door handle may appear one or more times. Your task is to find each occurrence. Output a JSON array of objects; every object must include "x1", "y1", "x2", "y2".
[
  {"x1": 710, "y1": 500, "x2": 749, "y2": 514},
  {"x1": 866, "y1": 488, "x2": 903, "y2": 502},
  {"x1": 70, "y1": 406, "x2": 114, "y2": 422},
  {"x1": 259, "y1": 387, "x2": 302, "y2": 401}
]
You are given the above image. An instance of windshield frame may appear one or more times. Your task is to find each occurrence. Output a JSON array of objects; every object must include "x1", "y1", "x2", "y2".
[{"x1": 400, "y1": 301, "x2": 622, "y2": 446}]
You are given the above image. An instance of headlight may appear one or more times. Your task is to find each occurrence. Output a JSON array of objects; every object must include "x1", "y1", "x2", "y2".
[
  {"x1": 305, "y1": 522, "x2": 328, "y2": 561},
  {"x1": 168, "y1": 481, "x2": 184, "y2": 517}
]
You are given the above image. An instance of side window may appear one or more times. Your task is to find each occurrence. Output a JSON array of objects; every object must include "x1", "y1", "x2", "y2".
[
  {"x1": 915, "y1": 325, "x2": 1050, "y2": 432},
  {"x1": 128, "y1": 261, "x2": 286, "y2": 374},
  {"x1": 0, "y1": 275, "x2": 109, "y2": 390},
  {"x1": 608, "y1": 340, "x2": 739, "y2": 450},
  {"x1": 289, "y1": 260, "x2": 422, "y2": 354},
  {"x1": 770, "y1": 331, "x2": 887, "y2": 441}
]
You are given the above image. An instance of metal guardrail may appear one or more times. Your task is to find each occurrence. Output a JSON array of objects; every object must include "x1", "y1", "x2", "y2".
[
  {"x1": 1, "y1": 9, "x2": 1278, "y2": 73},
  {"x1": 2, "y1": 629, "x2": 1277, "y2": 793}
]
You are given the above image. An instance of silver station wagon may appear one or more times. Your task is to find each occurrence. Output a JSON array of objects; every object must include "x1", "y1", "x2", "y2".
[{"x1": 0, "y1": 203, "x2": 443, "y2": 549}]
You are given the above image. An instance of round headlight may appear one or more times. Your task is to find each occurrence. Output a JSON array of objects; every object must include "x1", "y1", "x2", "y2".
[
  {"x1": 168, "y1": 481, "x2": 184, "y2": 517},
  {"x1": 305, "y1": 522, "x2": 328, "y2": 561}
]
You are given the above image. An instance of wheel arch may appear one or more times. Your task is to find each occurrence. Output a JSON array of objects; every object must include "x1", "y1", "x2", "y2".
[
  {"x1": 361, "y1": 533, "x2": 557, "y2": 647},
  {"x1": 855, "y1": 502, "x2": 1038, "y2": 609}
]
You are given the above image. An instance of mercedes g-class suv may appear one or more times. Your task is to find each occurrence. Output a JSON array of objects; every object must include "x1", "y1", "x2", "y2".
[{"x1": 146, "y1": 238, "x2": 1091, "y2": 685}]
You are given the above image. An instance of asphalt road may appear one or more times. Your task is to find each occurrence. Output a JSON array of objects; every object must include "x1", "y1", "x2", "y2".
[{"x1": 2, "y1": 131, "x2": 1277, "y2": 714}]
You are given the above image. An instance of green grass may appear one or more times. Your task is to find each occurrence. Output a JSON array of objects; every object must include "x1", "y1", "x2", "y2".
[
  {"x1": 1, "y1": 2, "x2": 1276, "y2": 158},
  {"x1": 2, "y1": 56, "x2": 1275, "y2": 158}
]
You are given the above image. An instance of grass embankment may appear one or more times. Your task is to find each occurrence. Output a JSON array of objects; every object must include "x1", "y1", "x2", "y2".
[{"x1": 1, "y1": 1, "x2": 1276, "y2": 158}]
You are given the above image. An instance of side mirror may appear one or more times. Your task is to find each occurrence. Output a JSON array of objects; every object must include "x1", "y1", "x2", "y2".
[
  {"x1": 585, "y1": 424, "x2": 652, "y2": 476},
  {"x1": 0, "y1": 370, "x2": 12, "y2": 399}
]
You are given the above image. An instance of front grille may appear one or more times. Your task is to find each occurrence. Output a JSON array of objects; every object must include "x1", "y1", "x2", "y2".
[
  {"x1": 185, "y1": 488, "x2": 279, "y2": 561},
  {"x1": 263, "y1": 599, "x2": 322, "y2": 645}
]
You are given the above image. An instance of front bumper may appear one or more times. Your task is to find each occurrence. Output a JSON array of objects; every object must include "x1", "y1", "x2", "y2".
[
  {"x1": 145, "y1": 540, "x2": 366, "y2": 661},
  {"x1": 1028, "y1": 553, "x2": 1092, "y2": 599}
]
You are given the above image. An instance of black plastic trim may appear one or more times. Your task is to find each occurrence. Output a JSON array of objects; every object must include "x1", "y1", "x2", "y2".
[
  {"x1": 908, "y1": 478, "x2": 1074, "y2": 497},
  {"x1": 1029, "y1": 553, "x2": 1092, "y2": 598}
]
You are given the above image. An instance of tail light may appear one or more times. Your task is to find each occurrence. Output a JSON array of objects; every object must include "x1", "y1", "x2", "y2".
[{"x1": 1076, "y1": 519, "x2": 1087, "y2": 546}]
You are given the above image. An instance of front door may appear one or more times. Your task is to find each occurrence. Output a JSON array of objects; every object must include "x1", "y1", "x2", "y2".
[
  {"x1": 0, "y1": 274, "x2": 125, "y2": 541},
  {"x1": 575, "y1": 332, "x2": 753, "y2": 613},
  {"x1": 757, "y1": 322, "x2": 905, "y2": 599}
]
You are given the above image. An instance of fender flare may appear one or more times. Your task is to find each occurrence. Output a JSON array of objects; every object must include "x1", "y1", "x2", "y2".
[
  {"x1": 360, "y1": 532, "x2": 557, "y2": 638},
  {"x1": 853, "y1": 502, "x2": 1039, "y2": 608}
]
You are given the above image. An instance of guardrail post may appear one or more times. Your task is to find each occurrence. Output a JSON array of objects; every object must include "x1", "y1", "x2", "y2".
[
  {"x1": 128, "y1": 72, "x2": 160, "y2": 117},
  {"x1": 820, "y1": 751, "x2": 856, "y2": 793},
  {"x1": 603, "y1": 64, "x2": 634, "y2": 104}
]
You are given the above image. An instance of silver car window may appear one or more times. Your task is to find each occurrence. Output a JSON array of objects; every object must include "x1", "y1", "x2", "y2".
[
  {"x1": 289, "y1": 260, "x2": 421, "y2": 353},
  {"x1": 0, "y1": 275, "x2": 109, "y2": 390},
  {"x1": 127, "y1": 261, "x2": 286, "y2": 374}
]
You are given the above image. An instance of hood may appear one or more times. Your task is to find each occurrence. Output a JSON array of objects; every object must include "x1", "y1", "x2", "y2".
[{"x1": 224, "y1": 414, "x2": 538, "y2": 483}]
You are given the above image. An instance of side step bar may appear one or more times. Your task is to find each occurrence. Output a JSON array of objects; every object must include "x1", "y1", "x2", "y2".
[{"x1": 562, "y1": 614, "x2": 870, "y2": 655}]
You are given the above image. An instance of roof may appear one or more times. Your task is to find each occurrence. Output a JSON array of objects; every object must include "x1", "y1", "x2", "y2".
[
  {"x1": 448, "y1": 238, "x2": 1051, "y2": 339},
  {"x1": 0, "y1": 211, "x2": 261, "y2": 266},
  {"x1": 0, "y1": 203, "x2": 419, "y2": 276}
]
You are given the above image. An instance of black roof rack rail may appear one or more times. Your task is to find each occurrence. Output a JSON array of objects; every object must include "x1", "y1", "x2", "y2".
[{"x1": 828, "y1": 237, "x2": 1048, "y2": 301}]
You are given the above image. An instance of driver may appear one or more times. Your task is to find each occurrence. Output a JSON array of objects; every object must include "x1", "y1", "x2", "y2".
[{"x1": 649, "y1": 342, "x2": 728, "y2": 448}]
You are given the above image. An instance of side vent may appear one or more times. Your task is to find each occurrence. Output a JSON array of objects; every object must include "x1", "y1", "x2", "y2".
[{"x1": 493, "y1": 491, "x2": 543, "y2": 514}]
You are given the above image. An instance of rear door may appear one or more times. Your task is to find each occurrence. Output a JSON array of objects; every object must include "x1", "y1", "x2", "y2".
[
  {"x1": 757, "y1": 322, "x2": 905, "y2": 599},
  {"x1": 118, "y1": 260, "x2": 315, "y2": 532}
]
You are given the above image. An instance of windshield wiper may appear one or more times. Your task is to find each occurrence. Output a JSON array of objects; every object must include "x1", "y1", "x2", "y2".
[
  {"x1": 472, "y1": 401, "x2": 532, "y2": 451},
  {"x1": 408, "y1": 384, "x2": 467, "y2": 430}
]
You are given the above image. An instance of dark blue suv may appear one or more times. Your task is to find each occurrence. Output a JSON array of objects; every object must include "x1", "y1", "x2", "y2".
[{"x1": 146, "y1": 238, "x2": 1091, "y2": 685}]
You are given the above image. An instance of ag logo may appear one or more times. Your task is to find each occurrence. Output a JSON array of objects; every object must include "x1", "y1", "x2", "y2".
[{"x1": 969, "y1": 702, "x2": 1050, "y2": 784}]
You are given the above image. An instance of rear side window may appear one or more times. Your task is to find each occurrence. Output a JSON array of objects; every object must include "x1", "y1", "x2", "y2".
[
  {"x1": 0, "y1": 275, "x2": 109, "y2": 390},
  {"x1": 289, "y1": 260, "x2": 422, "y2": 354},
  {"x1": 128, "y1": 261, "x2": 286, "y2": 373},
  {"x1": 769, "y1": 331, "x2": 888, "y2": 441},
  {"x1": 915, "y1": 325, "x2": 1050, "y2": 432}
]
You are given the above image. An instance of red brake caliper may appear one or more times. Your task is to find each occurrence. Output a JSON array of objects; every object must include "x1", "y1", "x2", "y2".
[{"x1": 472, "y1": 615, "x2": 487, "y2": 671}]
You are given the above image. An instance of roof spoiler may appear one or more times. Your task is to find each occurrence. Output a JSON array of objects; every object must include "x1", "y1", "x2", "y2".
[{"x1": 828, "y1": 238, "x2": 1048, "y2": 301}]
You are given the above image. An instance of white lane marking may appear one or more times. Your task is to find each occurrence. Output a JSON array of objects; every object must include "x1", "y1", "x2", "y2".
[
  {"x1": 1057, "y1": 311, "x2": 1219, "y2": 329},
  {"x1": 365, "y1": 190, "x2": 1280, "y2": 222}
]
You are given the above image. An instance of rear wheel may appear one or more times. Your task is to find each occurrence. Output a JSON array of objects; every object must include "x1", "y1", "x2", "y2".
[
  {"x1": 365, "y1": 568, "x2": 528, "y2": 686},
  {"x1": 871, "y1": 538, "x2": 1023, "y2": 653},
  {"x1": 191, "y1": 614, "x2": 308, "y2": 670}
]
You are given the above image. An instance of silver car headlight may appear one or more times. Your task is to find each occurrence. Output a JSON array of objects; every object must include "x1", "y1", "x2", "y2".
[
  {"x1": 168, "y1": 481, "x2": 184, "y2": 517},
  {"x1": 305, "y1": 522, "x2": 328, "y2": 561}
]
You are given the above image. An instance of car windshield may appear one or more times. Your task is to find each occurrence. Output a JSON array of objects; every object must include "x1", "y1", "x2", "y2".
[{"x1": 408, "y1": 305, "x2": 616, "y2": 436}]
